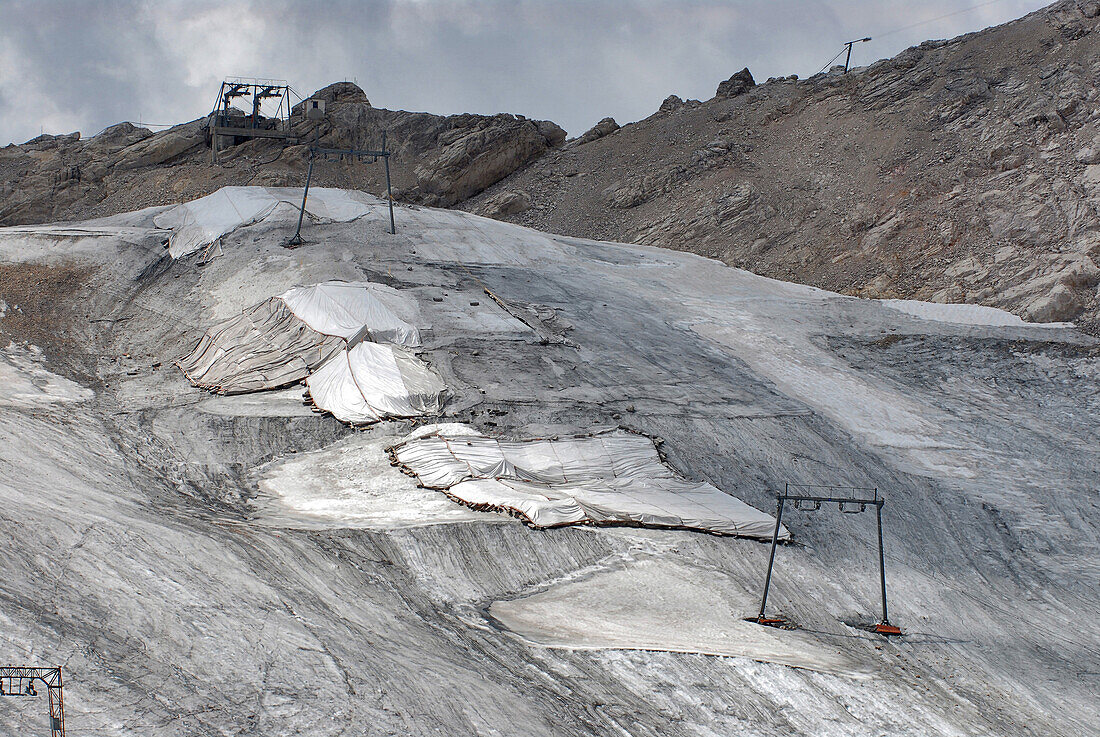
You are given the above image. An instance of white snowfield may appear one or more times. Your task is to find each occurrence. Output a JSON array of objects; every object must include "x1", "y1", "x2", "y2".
[
  {"x1": 392, "y1": 425, "x2": 786, "y2": 538},
  {"x1": 490, "y1": 556, "x2": 861, "y2": 674},
  {"x1": 882, "y1": 298, "x2": 1074, "y2": 328},
  {"x1": 0, "y1": 186, "x2": 1095, "y2": 737},
  {"x1": 255, "y1": 433, "x2": 503, "y2": 530},
  {"x1": 0, "y1": 344, "x2": 94, "y2": 408},
  {"x1": 154, "y1": 186, "x2": 375, "y2": 258}
]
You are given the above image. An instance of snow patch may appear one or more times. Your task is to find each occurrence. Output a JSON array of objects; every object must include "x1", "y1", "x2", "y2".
[
  {"x1": 691, "y1": 310, "x2": 980, "y2": 480},
  {"x1": 490, "y1": 556, "x2": 866, "y2": 676},
  {"x1": 0, "y1": 344, "x2": 93, "y2": 407},
  {"x1": 255, "y1": 433, "x2": 503, "y2": 529},
  {"x1": 0, "y1": 224, "x2": 155, "y2": 263},
  {"x1": 882, "y1": 299, "x2": 1072, "y2": 328}
]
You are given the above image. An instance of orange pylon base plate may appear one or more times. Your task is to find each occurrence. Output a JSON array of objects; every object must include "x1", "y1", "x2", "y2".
[
  {"x1": 874, "y1": 623, "x2": 903, "y2": 636},
  {"x1": 748, "y1": 616, "x2": 796, "y2": 630}
]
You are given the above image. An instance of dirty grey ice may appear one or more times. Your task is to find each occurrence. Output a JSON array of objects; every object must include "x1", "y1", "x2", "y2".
[{"x1": 0, "y1": 188, "x2": 1097, "y2": 737}]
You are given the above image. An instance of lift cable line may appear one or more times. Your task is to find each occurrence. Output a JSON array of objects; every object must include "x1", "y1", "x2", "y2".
[
  {"x1": 815, "y1": 0, "x2": 1021, "y2": 77},
  {"x1": 814, "y1": 47, "x2": 849, "y2": 75},
  {"x1": 0, "y1": 666, "x2": 65, "y2": 736},
  {"x1": 876, "y1": 0, "x2": 1019, "y2": 40},
  {"x1": 754, "y1": 483, "x2": 902, "y2": 636},
  {"x1": 815, "y1": 37, "x2": 872, "y2": 75}
]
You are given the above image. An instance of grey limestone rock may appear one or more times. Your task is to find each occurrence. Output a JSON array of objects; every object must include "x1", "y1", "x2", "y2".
[
  {"x1": 716, "y1": 68, "x2": 755, "y2": 98},
  {"x1": 478, "y1": 189, "x2": 531, "y2": 217},
  {"x1": 572, "y1": 117, "x2": 620, "y2": 146}
]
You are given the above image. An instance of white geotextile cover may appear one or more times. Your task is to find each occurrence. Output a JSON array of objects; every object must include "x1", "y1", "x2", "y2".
[
  {"x1": 391, "y1": 426, "x2": 787, "y2": 539},
  {"x1": 306, "y1": 342, "x2": 446, "y2": 424},
  {"x1": 280, "y1": 282, "x2": 420, "y2": 347},
  {"x1": 155, "y1": 186, "x2": 373, "y2": 258}
]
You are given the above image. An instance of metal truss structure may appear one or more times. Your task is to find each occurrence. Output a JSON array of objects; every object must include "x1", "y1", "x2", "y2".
[
  {"x1": 210, "y1": 77, "x2": 293, "y2": 163},
  {"x1": 0, "y1": 666, "x2": 64, "y2": 736}
]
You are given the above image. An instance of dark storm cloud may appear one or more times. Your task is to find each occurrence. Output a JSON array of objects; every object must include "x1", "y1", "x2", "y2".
[{"x1": 0, "y1": 0, "x2": 1049, "y2": 145}]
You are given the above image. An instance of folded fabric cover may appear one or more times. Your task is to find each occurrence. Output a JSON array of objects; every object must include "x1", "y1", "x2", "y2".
[
  {"x1": 155, "y1": 186, "x2": 374, "y2": 258},
  {"x1": 177, "y1": 298, "x2": 344, "y2": 394},
  {"x1": 178, "y1": 281, "x2": 421, "y2": 394},
  {"x1": 305, "y1": 342, "x2": 446, "y2": 424},
  {"x1": 391, "y1": 426, "x2": 787, "y2": 539},
  {"x1": 280, "y1": 282, "x2": 420, "y2": 347}
]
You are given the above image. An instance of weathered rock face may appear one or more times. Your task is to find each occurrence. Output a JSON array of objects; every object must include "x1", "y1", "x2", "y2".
[
  {"x1": 715, "y1": 67, "x2": 756, "y2": 98},
  {"x1": 293, "y1": 81, "x2": 371, "y2": 109},
  {"x1": 412, "y1": 114, "x2": 557, "y2": 206},
  {"x1": 85, "y1": 122, "x2": 153, "y2": 153},
  {"x1": 114, "y1": 119, "x2": 206, "y2": 170},
  {"x1": 0, "y1": 82, "x2": 564, "y2": 224},
  {"x1": 571, "y1": 117, "x2": 619, "y2": 146},
  {"x1": 464, "y1": 1, "x2": 1100, "y2": 332},
  {"x1": 476, "y1": 189, "x2": 531, "y2": 218},
  {"x1": 659, "y1": 95, "x2": 685, "y2": 113}
]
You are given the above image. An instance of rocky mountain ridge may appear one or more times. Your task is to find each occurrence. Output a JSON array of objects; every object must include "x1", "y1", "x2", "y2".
[
  {"x1": 0, "y1": 81, "x2": 565, "y2": 225},
  {"x1": 466, "y1": 0, "x2": 1100, "y2": 331}
]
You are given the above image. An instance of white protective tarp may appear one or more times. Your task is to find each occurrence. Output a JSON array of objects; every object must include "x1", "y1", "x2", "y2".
[
  {"x1": 306, "y1": 341, "x2": 446, "y2": 424},
  {"x1": 391, "y1": 426, "x2": 787, "y2": 539},
  {"x1": 155, "y1": 186, "x2": 373, "y2": 258},
  {"x1": 280, "y1": 282, "x2": 420, "y2": 347},
  {"x1": 178, "y1": 279, "x2": 422, "y2": 394}
]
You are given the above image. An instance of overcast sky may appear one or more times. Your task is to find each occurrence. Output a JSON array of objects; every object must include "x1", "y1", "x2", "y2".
[{"x1": 0, "y1": 0, "x2": 1050, "y2": 145}]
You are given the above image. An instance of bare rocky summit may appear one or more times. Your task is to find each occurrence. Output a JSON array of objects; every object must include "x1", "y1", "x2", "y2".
[
  {"x1": 0, "y1": 80, "x2": 565, "y2": 223},
  {"x1": 466, "y1": 0, "x2": 1100, "y2": 331}
]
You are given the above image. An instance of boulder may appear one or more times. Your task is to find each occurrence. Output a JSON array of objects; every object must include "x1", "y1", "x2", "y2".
[
  {"x1": 87, "y1": 122, "x2": 153, "y2": 152},
  {"x1": 573, "y1": 117, "x2": 619, "y2": 146},
  {"x1": 604, "y1": 178, "x2": 651, "y2": 209},
  {"x1": 479, "y1": 190, "x2": 531, "y2": 218},
  {"x1": 659, "y1": 95, "x2": 684, "y2": 113},
  {"x1": 113, "y1": 120, "x2": 205, "y2": 170},
  {"x1": 716, "y1": 68, "x2": 755, "y2": 98},
  {"x1": 1024, "y1": 283, "x2": 1081, "y2": 322},
  {"x1": 414, "y1": 117, "x2": 549, "y2": 206},
  {"x1": 535, "y1": 119, "x2": 567, "y2": 148},
  {"x1": 1075, "y1": 146, "x2": 1100, "y2": 165}
]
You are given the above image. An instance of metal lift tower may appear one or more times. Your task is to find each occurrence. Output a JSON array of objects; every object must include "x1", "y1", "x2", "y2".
[
  {"x1": 210, "y1": 77, "x2": 293, "y2": 163},
  {"x1": 288, "y1": 99, "x2": 397, "y2": 244},
  {"x1": 754, "y1": 483, "x2": 902, "y2": 636},
  {"x1": 1, "y1": 666, "x2": 65, "y2": 736}
]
